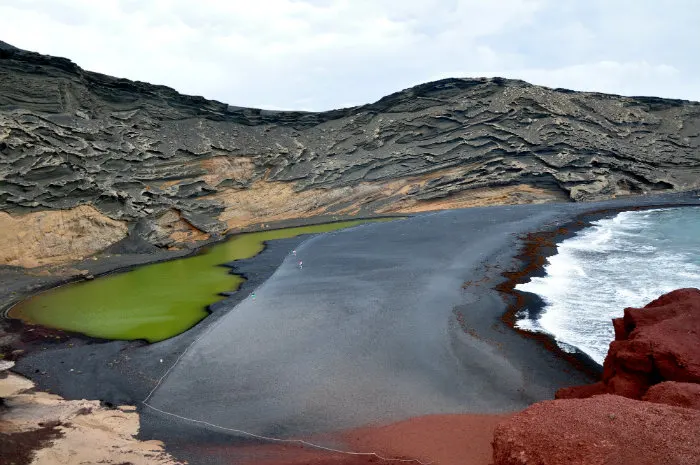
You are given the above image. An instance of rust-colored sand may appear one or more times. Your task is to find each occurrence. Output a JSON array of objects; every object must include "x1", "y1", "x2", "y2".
[
  {"x1": 223, "y1": 442, "x2": 399, "y2": 465},
  {"x1": 493, "y1": 395, "x2": 700, "y2": 465},
  {"x1": 344, "y1": 413, "x2": 511, "y2": 465},
  {"x1": 233, "y1": 413, "x2": 510, "y2": 465}
]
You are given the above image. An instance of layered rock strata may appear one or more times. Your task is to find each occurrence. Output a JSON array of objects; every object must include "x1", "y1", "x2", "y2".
[{"x1": 2, "y1": 44, "x2": 700, "y2": 266}]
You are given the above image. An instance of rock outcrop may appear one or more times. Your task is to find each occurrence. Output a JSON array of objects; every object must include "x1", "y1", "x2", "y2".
[
  {"x1": 557, "y1": 288, "x2": 700, "y2": 400},
  {"x1": 492, "y1": 394, "x2": 700, "y2": 465},
  {"x1": 2, "y1": 44, "x2": 700, "y2": 266},
  {"x1": 0, "y1": 205, "x2": 128, "y2": 267},
  {"x1": 493, "y1": 289, "x2": 700, "y2": 465}
]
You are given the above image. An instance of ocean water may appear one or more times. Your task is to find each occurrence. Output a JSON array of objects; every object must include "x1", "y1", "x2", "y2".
[{"x1": 515, "y1": 206, "x2": 700, "y2": 365}]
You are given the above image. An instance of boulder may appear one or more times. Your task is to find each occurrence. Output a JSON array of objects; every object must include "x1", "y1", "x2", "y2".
[
  {"x1": 492, "y1": 394, "x2": 700, "y2": 465},
  {"x1": 557, "y1": 288, "x2": 700, "y2": 400}
]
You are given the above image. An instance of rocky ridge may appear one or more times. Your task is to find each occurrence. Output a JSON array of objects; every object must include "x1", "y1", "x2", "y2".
[{"x1": 2, "y1": 44, "x2": 700, "y2": 266}]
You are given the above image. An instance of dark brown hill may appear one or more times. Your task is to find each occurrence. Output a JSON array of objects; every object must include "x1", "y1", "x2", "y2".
[{"x1": 2, "y1": 46, "x2": 699, "y2": 266}]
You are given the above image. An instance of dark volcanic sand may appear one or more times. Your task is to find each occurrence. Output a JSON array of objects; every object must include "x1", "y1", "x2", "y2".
[
  {"x1": 146, "y1": 207, "x2": 580, "y2": 436},
  {"x1": 4, "y1": 235, "x2": 313, "y2": 403},
  {"x1": 3, "y1": 192, "x2": 700, "y2": 465}
]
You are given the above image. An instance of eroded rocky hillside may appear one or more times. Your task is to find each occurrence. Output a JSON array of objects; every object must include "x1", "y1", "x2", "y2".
[{"x1": 2, "y1": 43, "x2": 700, "y2": 267}]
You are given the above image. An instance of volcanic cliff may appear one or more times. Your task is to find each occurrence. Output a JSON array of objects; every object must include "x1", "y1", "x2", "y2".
[{"x1": 2, "y1": 43, "x2": 700, "y2": 267}]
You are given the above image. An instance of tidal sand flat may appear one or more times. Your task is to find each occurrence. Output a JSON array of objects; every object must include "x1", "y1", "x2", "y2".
[{"x1": 9, "y1": 219, "x2": 389, "y2": 342}]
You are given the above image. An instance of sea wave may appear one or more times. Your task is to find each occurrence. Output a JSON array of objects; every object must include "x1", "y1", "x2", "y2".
[{"x1": 515, "y1": 207, "x2": 700, "y2": 364}]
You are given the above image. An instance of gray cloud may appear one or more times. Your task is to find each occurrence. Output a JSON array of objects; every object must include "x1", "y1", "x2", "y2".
[{"x1": 1, "y1": 0, "x2": 698, "y2": 110}]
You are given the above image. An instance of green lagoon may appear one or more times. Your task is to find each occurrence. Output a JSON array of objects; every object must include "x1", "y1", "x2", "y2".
[{"x1": 10, "y1": 219, "x2": 390, "y2": 342}]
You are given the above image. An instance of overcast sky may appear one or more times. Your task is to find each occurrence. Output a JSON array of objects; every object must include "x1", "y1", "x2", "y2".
[{"x1": 1, "y1": 0, "x2": 698, "y2": 110}]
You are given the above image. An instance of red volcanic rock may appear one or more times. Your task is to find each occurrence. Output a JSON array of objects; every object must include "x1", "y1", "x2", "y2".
[
  {"x1": 492, "y1": 394, "x2": 700, "y2": 465},
  {"x1": 496, "y1": 290, "x2": 700, "y2": 465},
  {"x1": 643, "y1": 381, "x2": 700, "y2": 410},
  {"x1": 557, "y1": 288, "x2": 700, "y2": 400},
  {"x1": 555, "y1": 381, "x2": 606, "y2": 399}
]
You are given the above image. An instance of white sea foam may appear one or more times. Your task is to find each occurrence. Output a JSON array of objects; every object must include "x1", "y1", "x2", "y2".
[{"x1": 515, "y1": 207, "x2": 700, "y2": 364}]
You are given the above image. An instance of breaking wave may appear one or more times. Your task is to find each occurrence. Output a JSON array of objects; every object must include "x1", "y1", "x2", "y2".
[{"x1": 515, "y1": 207, "x2": 700, "y2": 364}]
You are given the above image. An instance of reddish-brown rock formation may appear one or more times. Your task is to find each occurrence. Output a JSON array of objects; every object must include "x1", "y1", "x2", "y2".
[
  {"x1": 494, "y1": 289, "x2": 700, "y2": 465},
  {"x1": 492, "y1": 394, "x2": 700, "y2": 465},
  {"x1": 643, "y1": 381, "x2": 700, "y2": 410},
  {"x1": 556, "y1": 288, "x2": 700, "y2": 400}
]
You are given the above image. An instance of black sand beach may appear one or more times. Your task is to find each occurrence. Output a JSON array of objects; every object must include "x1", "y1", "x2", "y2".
[{"x1": 3, "y1": 192, "x2": 700, "y2": 465}]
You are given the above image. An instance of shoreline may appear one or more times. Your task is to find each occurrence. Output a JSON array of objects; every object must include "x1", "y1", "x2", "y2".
[
  {"x1": 4, "y1": 195, "x2": 697, "y2": 359},
  {"x1": 496, "y1": 201, "x2": 700, "y2": 377},
  {"x1": 0, "y1": 212, "x2": 406, "y2": 316},
  {"x1": 2, "y1": 236, "x2": 348, "y2": 411},
  {"x1": 2, "y1": 192, "x2": 700, "y2": 465},
  {"x1": 6, "y1": 217, "x2": 400, "y2": 344},
  {"x1": 0, "y1": 213, "x2": 406, "y2": 360}
]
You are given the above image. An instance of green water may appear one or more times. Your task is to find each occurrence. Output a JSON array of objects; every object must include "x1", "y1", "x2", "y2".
[{"x1": 10, "y1": 219, "x2": 390, "y2": 342}]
